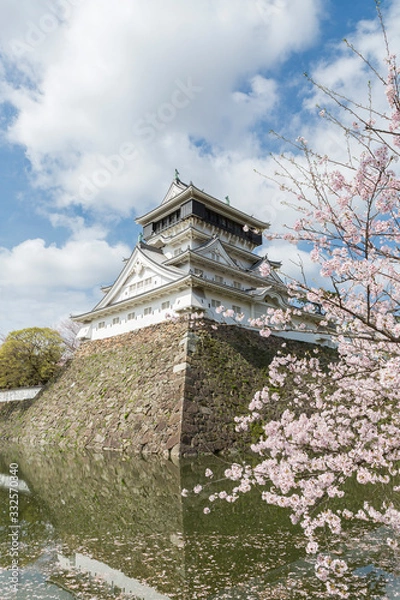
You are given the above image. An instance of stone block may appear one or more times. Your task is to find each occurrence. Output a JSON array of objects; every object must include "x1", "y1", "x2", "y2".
[
  {"x1": 173, "y1": 362, "x2": 189, "y2": 373},
  {"x1": 0, "y1": 319, "x2": 321, "y2": 459},
  {"x1": 165, "y1": 434, "x2": 180, "y2": 450}
]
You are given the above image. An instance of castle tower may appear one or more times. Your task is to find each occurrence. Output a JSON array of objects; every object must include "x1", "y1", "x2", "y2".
[{"x1": 73, "y1": 175, "x2": 287, "y2": 341}]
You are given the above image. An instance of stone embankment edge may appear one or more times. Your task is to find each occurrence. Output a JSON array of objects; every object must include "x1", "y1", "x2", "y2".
[{"x1": 0, "y1": 319, "x2": 319, "y2": 458}]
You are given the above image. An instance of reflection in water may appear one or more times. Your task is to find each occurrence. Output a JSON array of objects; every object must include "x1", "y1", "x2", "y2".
[
  {"x1": 0, "y1": 445, "x2": 397, "y2": 599},
  {"x1": 58, "y1": 553, "x2": 171, "y2": 599},
  {"x1": 0, "y1": 446, "x2": 184, "y2": 599},
  {"x1": 0, "y1": 474, "x2": 30, "y2": 494},
  {"x1": 0, "y1": 446, "x2": 304, "y2": 599},
  {"x1": 0, "y1": 556, "x2": 75, "y2": 600}
]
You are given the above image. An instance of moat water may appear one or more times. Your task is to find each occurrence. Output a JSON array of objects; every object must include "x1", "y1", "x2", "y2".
[{"x1": 0, "y1": 446, "x2": 399, "y2": 599}]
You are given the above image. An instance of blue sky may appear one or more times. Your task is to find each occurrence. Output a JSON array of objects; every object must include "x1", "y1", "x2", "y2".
[{"x1": 0, "y1": 0, "x2": 397, "y2": 336}]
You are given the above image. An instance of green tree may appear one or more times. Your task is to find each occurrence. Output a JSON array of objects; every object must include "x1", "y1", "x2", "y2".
[{"x1": 0, "y1": 327, "x2": 66, "y2": 389}]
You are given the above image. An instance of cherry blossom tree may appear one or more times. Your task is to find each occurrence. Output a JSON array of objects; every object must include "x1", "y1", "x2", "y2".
[
  {"x1": 190, "y1": 7, "x2": 400, "y2": 598},
  {"x1": 56, "y1": 318, "x2": 82, "y2": 358}
]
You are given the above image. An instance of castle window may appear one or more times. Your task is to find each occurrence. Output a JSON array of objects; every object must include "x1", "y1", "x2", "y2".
[
  {"x1": 127, "y1": 312, "x2": 136, "y2": 320},
  {"x1": 153, "y1": 209, "x2": 181, "y2": 234},
  {"x1": 215, "y1": 275, "x2": 224, "y2": 284},
  {"x1": 113, "y1": 317, "x2": 120, "y2": 325},
  {"x1": 211, "y1": 299, "x2": 221, "y2": 308},
  {"x1": 144, "y1": 306, "x2": 152, "y2": 315},
  {"x1": 97, "y1": 321, "x2": 106, "y2": 329},
  {"x1": 233, "y1": 281, "x2": 241, "y2": 289},
  {"x1": 232, "y1": 305, "x2": 241, "y2": 313},
  {"x1": 203, "y1": 206, "x2": 262, "y2": 245},
  {"x1": 144, "y1": 277, "x2": 152, "y2": 287},
  {"x1": 161, "y1": 301, "x2": 170, "y2": 310}
]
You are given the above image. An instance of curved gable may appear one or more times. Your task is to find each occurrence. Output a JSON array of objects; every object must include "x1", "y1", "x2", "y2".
[
  {"x1": 192, "y1": 238, "x2": 238, "y2": 269},
  {"x1": 94, "y1": 244, "x2": 184, "y2": 310}
]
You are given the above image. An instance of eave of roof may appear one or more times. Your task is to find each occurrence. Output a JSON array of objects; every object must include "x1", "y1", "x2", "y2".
[
  {"x1": 72, "y1": 276, "x2": 192, "y2": 322},
  {"x1": 164, "y1": 249, "x2": 286, "y2": 289},
  {"x1": 71, "y1": 273, "x2": 285, "y2": 323},
  {"x1": 136, "y1": 184, "x2": 270, "y2": 231},
  {"x1": 146, "y1": 221, "x2": 263, "y2": 254}
]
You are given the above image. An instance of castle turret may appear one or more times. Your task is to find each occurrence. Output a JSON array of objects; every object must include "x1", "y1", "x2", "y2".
[{"x1": 73, "y1": 176, "x2": 287, "y2": 341}]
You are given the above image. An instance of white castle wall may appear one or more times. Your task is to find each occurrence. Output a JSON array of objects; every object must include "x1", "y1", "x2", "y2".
[{"x1": 85, "y1": 287, "x2": 328, "y2": 345}]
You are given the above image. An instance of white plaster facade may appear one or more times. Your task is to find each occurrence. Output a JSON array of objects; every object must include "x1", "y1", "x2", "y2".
[{"x1": 73, "y1": 177, "x2": 327, "y2": 344}]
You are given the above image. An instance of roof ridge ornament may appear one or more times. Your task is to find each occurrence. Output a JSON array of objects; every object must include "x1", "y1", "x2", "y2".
[{"x1": 174, "y1": 168, "x2": 180, "y2": 183}]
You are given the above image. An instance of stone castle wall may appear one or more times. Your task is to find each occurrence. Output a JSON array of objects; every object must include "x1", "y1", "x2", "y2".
[{"x1": 0, "y1": 319, "x2": 315, "y2": 458}]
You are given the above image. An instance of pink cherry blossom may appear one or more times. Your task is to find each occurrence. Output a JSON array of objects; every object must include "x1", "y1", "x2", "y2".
[{"x1": 199, "y1": 18, "x2": 400, "y2": 598}]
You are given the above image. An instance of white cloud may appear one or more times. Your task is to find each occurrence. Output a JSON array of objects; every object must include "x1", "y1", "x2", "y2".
[
  {"x1": 0, "y1": 237, "x2": 130, "y2": 334},
  {"x1": 0, "y1": 238, "x2": 129, "y2": 289},
  {"x1": 302, "y1": 2, "x2": 400, "y2": 130},
  {"x1": 47, "y1": 213, "x2": 109, "y2": 241},
  {"x1": 2, "y1": 0, "x2": 399, "y2": 335},
  {"x1": 0, "y1": 0, "x2": 323, "y2": 218},
  {"x1": 265, "y1": 240, "x2": 325, "y2": 287},
  {"x1": 0, "y1": 289, "x2": 90, "y2": 336}
]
